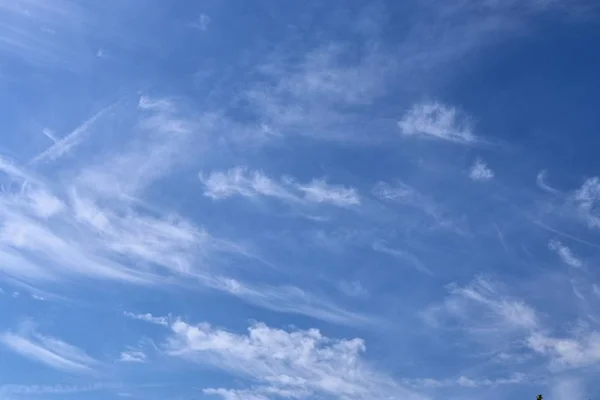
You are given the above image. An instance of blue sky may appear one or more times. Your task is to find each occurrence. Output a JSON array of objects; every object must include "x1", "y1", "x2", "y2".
[{"x1": 0, "y1": 1, "x2": 600, "y2": 399}]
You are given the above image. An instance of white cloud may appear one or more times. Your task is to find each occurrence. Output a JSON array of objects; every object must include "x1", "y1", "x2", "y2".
[
  {"x1": 372, "y1": 242, "x2": 432, "y2": 275},
  {"x1": 24, "y1": 187, "x2": 65, "y2": 218},
  {"x1": 0, "y1": 330, "x2": 98, "y2": 373},
  {"x1": 0, "y1": 97, "x2": 244, "y2": 288},
  {"x1": 204, "y1": 388, "x2": 271, "y2": 400},
  {"x1": 537, "y1": 170, "x2": 559, "y2": 193},
  {"x1": 398, "y1": 102, "x2": 476, "y2": 144},
  {"x1": 548, "y1": 240, "x2": 582, "y2": 268},
  {"x1": 42, "y1": 128, "x2": 57, "y2": 143},
  {"x1": 404, "y1": 373, "x2": 526, "y2": 389},
  {"x1": 296, "y1": 179, "x2": 360, "y2": 206},
  {"x1": 3, "y1": 141, "x2": 367, "y2": 325},
  {"x1": 573, "y1": 177, "x2": 600, "y2": 229},
  {"x1": 200, "y1": 167, "x2": 360, "y2": 207},
  {"x1": 244, "y1": 43, "x2": 392, "y2": 142},
  {"x1": 30, "y1": 104, "x2": 116, "y2": 165},
  {"x1": 0, "y1": 97, "x2": 368, "y2": 328},
  {"x1": 199, "y1": 167, "x2": 297, "y2": 202},
  {"x1": 338, "y1": 280, "x2": 369, "y2": 298},
  {"x1": 552, "y1": 378, "x2": 585, "y2": 400},
  {"x1": 372, "y1": 181, "x2": 461, "y2": 232},
  {"x1": 0, "y1": 383, "x2": 110, "y2": 396},
  {"x1": 527, "y1": 332, "x2": 600, "y2": 369},
  {"x1": 424, "y1": 275, "x2": 600, "y2": 372},
  {"x1": 166, "y1": 320, "x2": 427, "y2": 400},
  {"x1": 124, "y1": 312, "x2": 169, "y2": 326},
  {"x1": 119, "y1": 350, "x2": 147, "y2": 363},
  {"x1": 469, "y1": 159, "x2": 494, "y2": 181},
  {"x1": 192, "y1": 13, "x2": 211, "y2": 31},
  {"x1": 423, "y1": 277, "x2": 539, "y2": 335},
  {"x1": 212, "y1": 277, "x2": 374, "y2": 326}
]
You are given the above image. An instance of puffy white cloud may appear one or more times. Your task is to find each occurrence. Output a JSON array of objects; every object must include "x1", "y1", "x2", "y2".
[{"x1": 469, "y1": 159, "x2": 494, "y2": 181}]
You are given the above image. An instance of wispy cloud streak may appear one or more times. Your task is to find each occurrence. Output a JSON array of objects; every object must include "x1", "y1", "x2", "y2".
[
  {"x1": 0, "y1": 330, "x2": 98, "y2": 373},
  {"x1": 200, "y1": 167, "x2": 360, "y2": 207},
  {"x1": 398, "y1": 102, "x2": 477, "y2": 144}
]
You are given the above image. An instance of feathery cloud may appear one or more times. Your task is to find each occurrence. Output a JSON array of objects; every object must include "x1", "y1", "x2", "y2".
[
  {"x1": 548, "y1": 240, "x2": 583, "y2": 268},
  {"x1": 211, "y1": 277, "x2": 374, "y2": 326},
  {"x1": 0, "y1": 330, "x2": 98, "y2": 373},
  {"x1": 573, "y1": 177, "x2": 600, "y2": 229},
  {"x1": 199, "y1": 167, "x2": 297, "y2": 202},
  {"x1": 119, "y1": 350, "x2": 147, "y2": 363},
  {"x1": 0, "y1": 96, "x2": 245, "y2": 287},
  {"x1": 372, "y1": 180, "x2": 460, "y2": 232},
  {"x1": 527, "y1": 332, "x2": 600, "y2": 369},
  {"x1": 372, "y1": 241, "x2": 432, "y2": 275},
  {"x1": 537, "y1": 170, "x2": 559, "y2": 193},
  {"x1": 0, "y1": 383, "x2": 110, "y2": 396},
  {"x1": 398, "y1": 102, "x2": 476, "y2": 144},
  {"x1": 124, "y1": 312, "x2": 169, "y2": 326},
  {"x1": 200, "y1": 167, "x2": 360, "y2": 207},
  {"x1": 296, "y1": 179, "x2": 360, "y2": 206},
  {"x1": 423, "y1": 277, "x2": 539, "y2": 334}
]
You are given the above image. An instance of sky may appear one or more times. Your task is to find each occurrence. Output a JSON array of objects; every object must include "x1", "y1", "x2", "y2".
[{"x1": 0, "y1": 1, "x2": 600, "y2": 399}]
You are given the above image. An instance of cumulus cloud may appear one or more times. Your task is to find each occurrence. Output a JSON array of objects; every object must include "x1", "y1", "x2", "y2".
[
  {"x1": 398, "y1": 102, "x2": 476, "y2": 144},
  {"x1": 200, "y1": 167, "x2": 360, "y2": 207},
  {"x1": 469, "y1": 159, "x2": 494, "y2": 181},
  {"x1": 166, "y1": 320, "x2": 426, "y2": 400}
]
